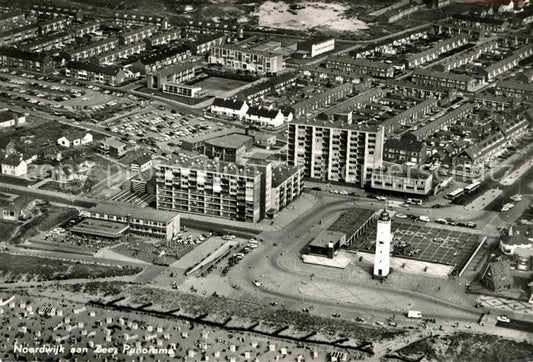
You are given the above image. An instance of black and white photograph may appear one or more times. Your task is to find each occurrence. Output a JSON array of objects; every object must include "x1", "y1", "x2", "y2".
[{"x1": 0, "y1": 0, "x2": 532, "y2": 361}]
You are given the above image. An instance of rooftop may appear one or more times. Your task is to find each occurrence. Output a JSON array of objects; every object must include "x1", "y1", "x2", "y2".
[
  {"x1": 272, "y1": 164, "x2": 301, "y2": 188},
  {"x1": 71, "y1": 218, "x2": 129, "y2": 239},
  {"x1": 90, "y1": 201, "x2": 179, "y2": 223},
  {"x1": 161, "y1": 155, "x2": 261, "y2": 178},
  {"x1": 308, "y1": 230, "x2": 346, "y2": 248},
  {"x1": 204, "y1": 134, "x2": 252, "y2": 150},
  {"x1": 328, "y1": 208, "x2": 376, "y2": 237}
]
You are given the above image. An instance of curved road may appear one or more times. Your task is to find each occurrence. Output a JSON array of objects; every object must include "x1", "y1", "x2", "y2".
[{"x1": 227, "y1": 196, "x2": 482, "y2": 324}]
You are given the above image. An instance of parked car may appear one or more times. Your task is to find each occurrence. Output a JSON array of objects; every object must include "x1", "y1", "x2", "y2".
[{"x1": 497, "y1": 316, "x2": 510, "y2": 323}]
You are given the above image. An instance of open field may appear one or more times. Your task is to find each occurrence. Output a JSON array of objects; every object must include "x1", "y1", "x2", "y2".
[
  {"x1": 192, "y1": 76, "x2": 249, "y2": 93},
  {"x1": 0, "y1": 253, "x2": 141, "y2": 282},
  {"x1": 253, "y1": 1, "x2": 368, "y2": 32},
  {"x1": 389, "y1": 332, "x2": 533, "y2": 362}
]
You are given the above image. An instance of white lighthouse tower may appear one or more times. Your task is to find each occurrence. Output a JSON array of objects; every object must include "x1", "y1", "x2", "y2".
[{"x1": 373, "y1": 207, "x2": 392, "y2": 279}]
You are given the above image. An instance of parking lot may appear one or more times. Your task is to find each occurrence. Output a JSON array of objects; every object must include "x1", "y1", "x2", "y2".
[
  {"x1": 103, "y1": 107, "x2": 232, "y2": 156},
  {"x1": 354, "y1": 221, "x2": 483, "y2": 274}
]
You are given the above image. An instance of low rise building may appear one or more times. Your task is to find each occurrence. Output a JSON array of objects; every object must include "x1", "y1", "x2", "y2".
[
  {"x1": 134, "y1": 43, "x2": 191, "y2": 74},
  {"x1": 57, "y1": 132, "x2": 93, "y2": 148},
  {"x1": 384, "y1": 133, "x2": 427, "y2": 164},
  {"x1": 118, "y1": 25, "x2": 156, "y2": 45},
  {"x1": 452, "y1": 14, "x2": 508, "y2": 32},
  {"x1": 0, "y1": 47, "x2": 53, "y2": 72},
  {"x1": 85, "y1": 201, "x2": 180, "y2": 241},
  {"x1": 65, "y1": 61, "x2": 132, "y2": 86},
  {"x1": 404, "y1": 35, "x2": 469, "y2": 69},
  {"x1": 411, "y1": 69, "x2": 476, "y2": 92},
  {"x1": 97, "y1": 137, "x2": 127, "y2": 159},
  {"x1": 412, "y1": 103, "x2": 474, "y2": 140},
  {"x1": 144, "y1": 29, "x2": 181, "y2": 48},
  {"x1": 203, "y1": 134, "x2": 253, "y2": 163},
  {"x1": 130, "y1": 154, "x2": 153, "y2": 173},
  {"x1": 20, "y1": 29, "x2": 76, "y2": 52},
  {"x1": 235, "y1": 71, "x2": 298, "y2": 103},
  {"x1": 147, "y1": 62, "x2": 196, "y2": 90},
  {"x1": 296, "y1": 37, "x2": 335, "y2": 57},
  {"x1": 210, "y1": 98, "x2": 249, "y2": 120},
  {"x1": 481, "y1": 259, "x2": 513, "y2": 292},
  {"x1": 325, "y1": 56, "x2": 394, "y2": 78},
  {"x1": 94, "y1": 42, "x2": 146, "y2": 64},
  {"x1": 209, "y1": 45, "x2": 284, "y2": 74},
  {"x1": 244, "y1": 107, "x2": 286, "y2": 129},
  {"x1": 38, "y1": 16, "x2": 71, "y2": 35},
  {"x1": 63, "y1": 37, "x2": 119, "y2": 61},
  {"x1": 290, "y1": 83, "x2": 353, "y2": 118},
  {"x1": 371, "y1": 165, "x2": 433, "y2": 195},
  {"x1": 494, "y1": 80, "x2": 533, "y2": 101},
  {"x1": 186, "y1": 33, "x2": 226, "y2": 55},
  {"x1": 114, "y1": 12, "x2": 169, "y2": 31},
  {"x1": 0, "y1": 110, "x2": 25, "y2": 128}
]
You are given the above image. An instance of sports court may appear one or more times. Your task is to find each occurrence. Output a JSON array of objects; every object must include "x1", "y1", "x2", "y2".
[{"x1": 354, "y1": 221, "x2": 484, "y2": 274}]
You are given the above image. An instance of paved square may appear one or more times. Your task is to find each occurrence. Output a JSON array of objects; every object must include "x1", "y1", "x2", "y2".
[{"x1": 354, "y1": 221, "x2": 483, "y2": 274}]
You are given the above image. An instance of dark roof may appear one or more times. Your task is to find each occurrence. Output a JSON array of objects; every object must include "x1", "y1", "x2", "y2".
[
  {"x1": 308, "y1": 230, "x2": 345, "y2": 248},
  {"x1": 0, "y1": 110, "x2": 22, "y2": 122},
  {"x1": 0, "y1": 23, "x2": 39, "y2": 37},
  {"x1": 328, "y1": 208, "x2": 376, "y2": 238},
  {"x1": 272, "y1": 164, "x2": 301, "y2": 188},
  {"x1": 204, "y1": 134, "x2": 252, "y2": 149},
  {"x1": 1, "y1": 153, "x2": 23, "y2": 166},
  {"x1": 67, "y1": 61, "x2": 122, "y2": 76},
  {"x1": 247, "y1": 106, "x2": 280, "y2": 119},
  {"x1": 140, "y1": 43, "x2": 190, "y2": 64},
  {"x1": 297, "y1": 36, "x2": 333, "y2": 50},
  {"x1": 131, "y1": 153, "x2": 152, "y2": 166},
  {"x1": 385, "y1": 135, "x2": 425, "y2": 153},
  {"x1": 187, "y1": 32, "x2": 225, "y2": 46},
  {"x1": 453, "y1": 14, "x2": 507, "y2": 25},
  {"x1": 212, "y1": 97, "x2": 246, "y2": 110},
  {"x1": 90, "y1": 201, "x2": 179, "y2": 223},
  {"x1": 0, "y1": 47, "x2": 51, "y2": 62},
  {"x1": 483, "y1": 259, "x2": 513, "y2": 290}
]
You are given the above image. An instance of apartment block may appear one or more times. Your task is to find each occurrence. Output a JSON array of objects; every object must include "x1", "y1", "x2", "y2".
[
  {"x1": 186, "y1": 33, "x2": 226, "y2": 55},
  {"x1": 38, "y1": 17, "x2": 71, "y2": 35},
  {"x1": 270, "y1": 164, "x2": 305, "y2": 213},
  {"x1": 495, "y1": 80, "x2": 533, "y2": 101},
  {"x1": 94, "y1": 42, "x2": 146, "y2": 64},
  {"x1": 287, "y1": 120, "x2": 384, "y2": 187},
  {"x1": 156, "y1": 157, "x2": 263, "y2": 223},
  {"x1": 209, "y1": 45, "x2": 284, "y2": 74},
  {"x1": 20, "y1": 29, "x2": 76, "y2": 52},
  {"x1": 134, "y1": 43, "x2": 191, "y2": 74},
  {"x1": 404, "y1": 35, "x2": 469, "y2": 69},
  {"x1": 145, "y1": 29, "x2": 181, "y2": 48}
]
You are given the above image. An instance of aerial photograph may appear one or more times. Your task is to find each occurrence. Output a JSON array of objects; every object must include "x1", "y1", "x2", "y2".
[{"x1": 0, "y1": 0, "x2": 532, "y2": 360}]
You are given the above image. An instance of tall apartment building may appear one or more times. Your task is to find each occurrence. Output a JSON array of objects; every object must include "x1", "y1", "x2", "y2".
[
  {"x1": 156, "y1": 157, "x2": 263, "y2": 223},
  {"x1": 288, "y1": 120, "x2": 384, "y2": 187},
  {"x1": 209, "y1": 45, "x2": 284, "y2": 74}
]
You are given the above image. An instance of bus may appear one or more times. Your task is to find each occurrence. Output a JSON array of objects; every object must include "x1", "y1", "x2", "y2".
[
  {"x1": 406, "y1": 198, "x2": 423, "y2": 205},
  {"x1": 465, "y1": 180, "x2": 481, "y2": 194},
  {"x1": 446, "y1": 188, "x2": 464, "y2": 200},
  {"x1": 439, "y1": 176, "x2": 453, "y2": 190}
]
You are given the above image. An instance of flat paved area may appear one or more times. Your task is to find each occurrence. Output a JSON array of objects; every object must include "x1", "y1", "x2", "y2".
[
  {"x1": 465, "y1": 188, "x2": 503, "y2": 211},
  {"x1": 170, "y1": 237, "x2": 231, "y2": 270},
  {"x1": 500, "y1": 157, "x2": 533, "y2": 186},
  {"x1": 354, "y1": 221, "x2": 483, "y2": 273}
]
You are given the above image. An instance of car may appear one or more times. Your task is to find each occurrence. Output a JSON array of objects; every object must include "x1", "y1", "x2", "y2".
[
  {"x1": 436, "y1": 218, "x2": 447, "y2": 225},
  {"x1": 395, "y1": 213, "x2": 408, "y2": 219},
  {"x1": 376, "y1": 196, "x2": 386, "y2": 201},
  {"x1": 466, "y1": 222, "x2": 477, "y2": 228},
  {"x1": 431, "y1": 204, "x2": 442, "y2": 209},
  {"x1": 419, "y1": 216, "x2": 430, "y2": 222},
  {"x1": 457, "y1": 222, "x2": 467, "y2": 227},
  {"x1": 311, "y1": 187, "x2": 322, "y2": 191},
  {"x1": 252, "y1": 280, "x2": 261, "y2": 287},
  {"x1": 497, "y1": 316, "x2": 510, "y2": 323}
]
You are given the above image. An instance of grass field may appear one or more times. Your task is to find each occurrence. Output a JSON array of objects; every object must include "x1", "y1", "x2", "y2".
[
  {"x1": 0, "y1": 252, "x2": 141, "y2": 282},
  {"x1": 11, "y1": 206, "x2": 78, "y2": 243}
]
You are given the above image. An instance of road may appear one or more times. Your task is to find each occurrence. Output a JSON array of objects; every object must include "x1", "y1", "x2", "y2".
[{"x1": 226, "y1": 196, "x2": 483, "y2": 325}]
